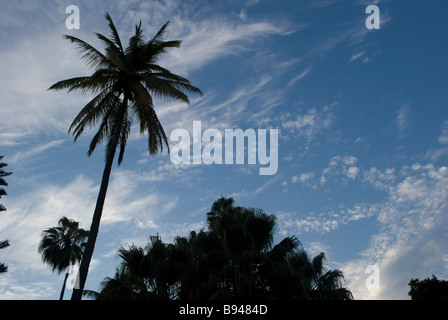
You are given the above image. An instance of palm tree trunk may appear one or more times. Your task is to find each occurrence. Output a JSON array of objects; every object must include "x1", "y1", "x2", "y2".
[
  {"x1": 60, "y1": 270, "x2": 69, "y2": 300},
  {"x1": 71, "y1": 98, "x2": 128, "y2": 300}
]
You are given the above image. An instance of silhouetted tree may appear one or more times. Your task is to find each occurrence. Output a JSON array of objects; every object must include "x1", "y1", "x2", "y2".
[
  {"x1": 408, "y1": 275, "x2": 448, "y2": 300},
  {"x1": 38, "y1": 217, "x2": 89, "y2": 300},
  {"x1": 89, "y1": 197, "x2": 353, "y2": 300},
  {"x1": 84, "y1": 235, "x2": 185, "y2": 300},
  {"x1": 48, "y1": 13, "x2": 202, "y2": 300},
  {"x1": 0, "y1": 156, "x2": 12, "y2": 274}
]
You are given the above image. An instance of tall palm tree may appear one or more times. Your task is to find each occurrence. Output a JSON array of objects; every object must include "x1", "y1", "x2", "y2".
[
  {"x1": 38, "y1": 217, "x2": 89, "y2": 300},
  {"x1": 48, "y1": 13, "x2": 202, "y2": 300}
]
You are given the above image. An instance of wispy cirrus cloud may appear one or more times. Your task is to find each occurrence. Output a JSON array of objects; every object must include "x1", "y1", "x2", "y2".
[
  {"x1": 11, "y1": 139, "x2": 65, "y2": 164},
  {"x1": 0, "y1": 168, "x2": 187, "y2": 299},
  {"x1": 342, "y1": 163, "x2": 448, "y2": 299},
  {"x1": 397, "y1": 105, "x2": 411, "y2": 138},
  {"x1": 162, "y1": 19, "x2": 286, "y2": 76},
  {"x1": 278, "y1": 162, "x2": 448, "y2": 299}
]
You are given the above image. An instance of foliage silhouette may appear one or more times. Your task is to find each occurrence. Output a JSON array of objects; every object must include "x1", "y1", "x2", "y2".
[
  {"x1": 0, "y1": 156, "x2": 12, "y2": 274},
  {"x1": 86, "y1": 197, "x2": 353, "y2": 300},
  {"x1": 38, "y1": 217, "x2": 89, "y2": 300},
  {"x1": 408, "y1": 275, "x2": 448, "y2": 300},
  {"x1": 48, "y1": 13, "x2": 202, "y2": 300}
]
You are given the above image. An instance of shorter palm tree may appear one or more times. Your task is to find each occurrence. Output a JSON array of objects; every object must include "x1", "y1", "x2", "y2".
[{"x1": 38, "y1": 217, "x2": 89, "y2": 300}]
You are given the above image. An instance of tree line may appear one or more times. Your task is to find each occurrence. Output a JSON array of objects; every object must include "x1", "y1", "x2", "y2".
[{"x1": 39, "y1": 197, "x2": 354, "y2": 300}]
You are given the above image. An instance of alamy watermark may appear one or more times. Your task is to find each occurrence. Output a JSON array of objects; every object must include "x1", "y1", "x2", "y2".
[
  {"x1": 365, "y1": 265, "x2": 380, "y2": 290},
  {"x1": 65, "y1": 265, "x2": 80, "y2": 290},
  {"x1": 64, "y1": 4, "x2": 380, "y2": 31},
  {"x1": 170, "y1": 121, "x2": 278, "y2": 176},
  {"x1": 65, "y1": 5, "x2": 80, "y2": 30},
  {"x1": 365, "y1": 5, "x2": 380, "y2": 30}
]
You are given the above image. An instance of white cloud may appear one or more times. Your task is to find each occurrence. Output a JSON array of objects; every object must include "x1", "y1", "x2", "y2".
[
  {"x1": 299, "y1": 172, "x2": 315, "y2": 183},
  {"x1": 342, "y1": 164, "x2": 448, "y2": 299},
  {"x1": 363, "y1": 167, "x2": 396, "y2": 191},
  {"x1": 253, "y1": 174, "x2": 282, "y2": 196},
  {"x1": 349, "y1": 51, "x2": 365, "y2": 63},
  {"x1": 0, "y1": 277, "x2": 57, "y2": 300},
  {"x1": 438, "y1": 120, "x2": 448, "y2": 144},
  {"x1": 278, "y1": 202, "x2": 376, "y2": 235},
  {"x1": 156, "y1": 73, "x2": 285, "y2": 142},
  {"x1": 0, "y1": 0, "x2": 288, "y2": 150},
  {"x1": 346, "y1": 166, "x2": 360, "y2": 179},
  {"x1": 397, "y1": 105, "x2": 410, "y2": 138},
  {"x1": 282, "y1": 105, "x2": 335, "y2": 143},
  {"x1": 320, "y1": 155, "x2": 359, "y2": 185},
  {"x1": 11, "y1": 140, "x2": 65, "y2": 164},
  {"x1": 0, "y1": 168, "x2": 182, "y2": 299},
  {"x1": 277, "y1": 163, "x2": 448, "y2": 299},
  {"x1": 161, "y1": 19, "x2": 285, "y2": 76},
  {"x1": 291, "y1": 172, "x2": 316, "y2": 188},
  {"x1": 0, "y1": 175, "x2": 97, "y2": 279},
  {"x1": 0, "y1": 30, "x2": 92, "y2": 145},
  {"x1": 287, "y1": 67, "x2": 312, "y2": 87}
]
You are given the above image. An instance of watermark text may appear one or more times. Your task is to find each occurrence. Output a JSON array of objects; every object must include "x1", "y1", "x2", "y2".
[{"x1": 170, "y1": 121, "x2": 278, "y2": 175}]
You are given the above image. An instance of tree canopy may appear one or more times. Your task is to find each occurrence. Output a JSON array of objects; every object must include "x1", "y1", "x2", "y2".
[
  {"x1": 408, "y1": 275, "x2": 448, "y2": 300},
  {"x1": 85, "y1": 197, "x2": 353, "y2": 300}
]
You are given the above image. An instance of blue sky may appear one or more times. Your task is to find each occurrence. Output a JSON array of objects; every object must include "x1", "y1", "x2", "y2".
[{"x1": 1, "y1": 0, "x2": 447, "y2": 299}]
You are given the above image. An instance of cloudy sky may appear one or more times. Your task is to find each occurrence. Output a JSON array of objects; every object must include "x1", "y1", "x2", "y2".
[{"x1": 1, "y1": 0, "x2": 447, "y2": 300}]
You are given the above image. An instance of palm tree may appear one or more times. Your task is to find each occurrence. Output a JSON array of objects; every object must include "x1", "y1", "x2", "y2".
[
  {"x1": 85, "y1": 235, "x2": 185, "y2": 300},
  {"x1": 89, "y1": 197, "x2": 353, "y2": 300},
  {"x1": 206, "y1": 198, "x2": 278, "y2": 299},
  {"x1": 48, "y1": 13, "x2": 202, "y2": 300},
  {"x1": 207, "y1": 197, "x2": 276, "y2": 256},
  {"x1": 38, "y1": 217, "x2": 89, "y2": 300},
  {"x1": 307, "y1": 253, "x2": 354, "y2": 300},
  {"x1": 0, "y1": 156, "x2": 12, "y2": 274},
  {"x1": 206, "y1": 197, "x2": 353, "y2": 300}
]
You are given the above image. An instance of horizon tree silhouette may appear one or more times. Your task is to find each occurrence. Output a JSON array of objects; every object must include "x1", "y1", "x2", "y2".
[{"x1": 86, "y1": 197, "x2": 353, "y2": 300}]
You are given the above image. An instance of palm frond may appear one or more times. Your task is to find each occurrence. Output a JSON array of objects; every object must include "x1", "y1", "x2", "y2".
[
  {"x1": 268, "y1": 236, "x2": 300, "y2": 263},
  {"x1": 145, "y1": 106, "x2": 169, "y2": 155},
  {"x1": 146, "y1": 40, "x2": 182, "y2": 61},
  {"x1": 63, "y1": 35, "x2": 113, "y2": 70},
  {"x1": 48, "y1": 77, "x2": 90, "y2": 92},
  {"x1": 104, "y1": 101, "x2": 127, "y2": 162},
  {"x1": 49, "y1": 69, "x2": 118, "y2": 94},
  {"x1": 149, "y1": 22, "x2": 170, "y2": 44},
  {"x1": 69, "y1": 88, "x2": 114, "y2": 135},
  {"x1": 87, "y1": 111, "x2": 112, "y2": 157},
  {"x1": 117, "y1": 116, "x2": 131, "y2": 165},
  {"x1": 142, "y1": 77, "x2": 191, "y2": 104},
  {"x1": 312, "y1": 252, "x2": 326, "y2": 280},
  {"x1": 105, "y1": 12, "x2": 124, "y2": 53},
  {"x1": 71, "y1": 91, "x2": 121, "y2": 144},
  {"x1": 128, "y1": 20, "x2": 144, "y2": 50}
]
